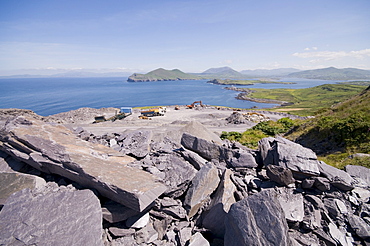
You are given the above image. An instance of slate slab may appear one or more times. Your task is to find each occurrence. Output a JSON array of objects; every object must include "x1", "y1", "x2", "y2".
[
  {"x1": 0, "y1": 116, "x2": 167, "y2": 211},
  {"x1": 224, "y1": 190, "x2": 292, "y2": 246},
  {"x1": 0, "y1": 185, "x2": 103, "y2": 246},
  {"x1": 0, "y1": 172, "x2": 46, "y2": 205}
]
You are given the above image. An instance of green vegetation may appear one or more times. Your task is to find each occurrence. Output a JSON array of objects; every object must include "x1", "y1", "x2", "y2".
[
  {"x1": 221, "y1": 117, "x2": 295, "y2": 148},
  {"x1": 250, "y1": 84, "x2": 366, "y2": 116},
  {"x1": 221, "y1": 86, "x2": 370, "y2": 169},
  {"x1": 286, "y1": 86, "x2": 370, "y2": 169},
  {"x1": 128, "y1": 68, "x2": 199, "y2": 82},
  {"x1": 208, "y1": 78, "x2": 295, "y2": 85}
]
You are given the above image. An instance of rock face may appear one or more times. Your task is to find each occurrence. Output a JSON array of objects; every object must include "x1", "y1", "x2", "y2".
[
  {"x1": 0, "y1": 116, "x2": 166, "y2": 211},
  {"x1": 259, "y1": 136, "x2": 320, "y2": 177},
  {"x1": 224, "y1": 190, "x2": 292, "y2": 246},
  {"x1": 0, "y1": 184, "x2": 103, "y2": 246}
]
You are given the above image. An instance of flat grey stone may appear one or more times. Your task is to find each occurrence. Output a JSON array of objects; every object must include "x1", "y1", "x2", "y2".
[
  {"x1": 224, "y1": 190, "x2": 292, "y2": 246},
  {"x1": 184, "y1": 164, "x2": 220, "y2": 218},
  {"x1": 0, "y1": 116, "x2": 167, "y2": 212},
  {"x1": 345, "y1": 165, "x2": 370, "y2": 186},
  {"x1": 202, "y1": 169, "x2": 236, "y2": 237},
  {"x1": 266, "y1": 165, "x2": 295, "y2": 186},
  {"x1": 188, "y1": 232, "x2": 210, "y2": 246},
  {"x1": 276, "y1": 187, "x2": 304, "y2": 222},
  {"x1": 119, "y1": 130, "x2": 152, "y2": 158},
  {"x1": 260, "y1": 137, "x2": 320, "y2": 177},
  {"x1": 318, "y1": 161, "x2": 355, "y2": 191},
  {"x1": 0, "y1": 172, "x2": 46, "y2": 205},
  {"x1": 0, "y1": 185, "x2": 103, "y2": 246}
]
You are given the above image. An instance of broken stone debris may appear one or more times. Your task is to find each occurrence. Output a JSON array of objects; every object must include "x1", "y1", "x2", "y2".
[{"x1": 0, "y1": 112, "x2": 369, "y2": 246}]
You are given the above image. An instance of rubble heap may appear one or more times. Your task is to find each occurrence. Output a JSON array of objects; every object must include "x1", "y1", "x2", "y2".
[{"x1": 0, "y1": 115, "x2": 369, "y2": 246}]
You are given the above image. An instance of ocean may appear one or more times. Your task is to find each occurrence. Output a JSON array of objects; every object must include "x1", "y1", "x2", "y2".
[{"x1": 0, "y1": 77, "x2": 339, "y2": 116}]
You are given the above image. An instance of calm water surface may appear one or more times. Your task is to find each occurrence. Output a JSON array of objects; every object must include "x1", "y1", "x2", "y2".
[{"x1": 0, "y1": 77, "x2": 339, "y2": 116}]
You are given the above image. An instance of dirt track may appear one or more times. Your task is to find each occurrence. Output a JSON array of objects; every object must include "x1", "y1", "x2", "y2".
[{"x1": 64, "y1": 105, "x2": 302, "y2": 137}]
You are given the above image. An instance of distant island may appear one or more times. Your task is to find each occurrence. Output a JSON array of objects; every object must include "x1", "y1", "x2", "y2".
[
  {"x1": 127, "y1": 68, "x2": 200, "y2": 82},
  {"x1": 207, "y1": 78, "x2": 296, "y2": 85}
]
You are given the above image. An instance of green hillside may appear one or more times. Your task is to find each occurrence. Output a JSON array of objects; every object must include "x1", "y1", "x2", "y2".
[
  {"x1": 127, "y1": 68, "x2": 199, "y2": 82},
  {"x1": 249, "y1": 84, "x2": 366, "y2": 115},
  {"x1": 285, "y1": 86, "x2": 370, "y2": 168}
]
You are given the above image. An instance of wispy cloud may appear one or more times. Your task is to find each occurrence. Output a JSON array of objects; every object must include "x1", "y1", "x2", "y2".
[{"x1": 293, "y1": 49, "x2": 370, "y2": 60}]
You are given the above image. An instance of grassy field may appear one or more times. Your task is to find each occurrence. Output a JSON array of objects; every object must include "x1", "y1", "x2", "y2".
[
  {"x1": 250, "y1": 84, "x2": 367, "y2": 116},
  {"x1": 209, "y1": 78, "x2": 294, "y2": 85}
]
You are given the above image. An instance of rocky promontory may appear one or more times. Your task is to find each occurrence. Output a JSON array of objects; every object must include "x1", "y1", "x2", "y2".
[
  {"x1": 127, "y1": 68, "x2": 200, "y2": 82},
  {"x1": 0, "y1": 108, "x2": 369, "y2": 245}
]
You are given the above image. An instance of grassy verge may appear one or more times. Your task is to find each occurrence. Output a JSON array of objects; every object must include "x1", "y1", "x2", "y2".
[{"x1": 251, "y1": 84, "x2": 366, "y2": 116}]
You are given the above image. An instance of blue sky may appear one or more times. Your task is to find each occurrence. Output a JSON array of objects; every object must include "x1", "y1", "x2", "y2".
[{"x1": 0, "y1": 0, "x2": 369, "y2": 74}]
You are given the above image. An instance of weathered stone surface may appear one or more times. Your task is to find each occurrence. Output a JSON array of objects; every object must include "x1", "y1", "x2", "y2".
[
  {"x1": 0, "y1": 185, "x2": 103, "y2": 246},
  {"x1": 158, "y1": 153, "x2": 197, "y2": 197},
  {"x1": 276, "y1": 188, "x2": 304, "y2": 222},
  {"x1": 109, "y1": 227, "x2": 136, "y2": 237},
  {"x1": 0, "y1": 172, "x2": 46, "y2": 205},
  {"x1": 102, "y1": 200, "x2": 140, "y2": 223},
  {"x1": 327, "y1": 222, "x2": 352, "y2": 246},
  {"x1": 259, "y1": 137, "x2": 320, "y2": 177},
  {"x1": 180, "y1": 121, "x2": 222, "y2": 145},
  {"x1": 181, "y1": 133, "x2": 221, "y2": 161},
  {"x1": 118, "y1": 130, "x2": 152, "y2": 158},
  {"x1": 188, "y1": 232, "x2": 210, "y2": 246},
  {"x1": 345, "y1": 164, "x2": 370, "y2": 186},
  {"x1": 266, "y1": 165, "x2": 295, "y2": 186},
  {"x1": 348, "y1": 214, "x2": 370, "y2": 239},
  {"x1": 313, "y1": 177, "x2": 331, "y2": 191},
  {"x1": 0, "y1": 116, "x2": 167, "y2": 211},
  {"x1": 202, "y1": 169, "x2": 236, "y2": 237},
  {"x1": 318, "y1": 161, "x2": 355, "y2": 191},
  {"x1": 175, "y1": 148, "x2": 208, "y2": 170},
  {"x1": 227, "y1": 148, "x2": 258, "y2": 168},
  {"x1": 224, "y1": 190, "x2": 292, "y2": 246},
  {"x1": 184, "y1": 164, "x2": 220, "y2": 218}
]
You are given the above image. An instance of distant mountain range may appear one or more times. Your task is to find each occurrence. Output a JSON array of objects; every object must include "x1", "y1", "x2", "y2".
[
  {"x1": 287, "y1": 67, "x2": 370, "y2": 80},
  {"x1": 240, "y1": 68, "x2": 301, "y2": 77},
  {"x1": 2, "y1": 66, "x2": 370, "y2": 81}
]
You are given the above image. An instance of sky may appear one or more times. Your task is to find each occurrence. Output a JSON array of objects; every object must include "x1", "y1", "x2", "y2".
[{"x1": 0, "y1": 0, "x2": 369, "y2": 75}]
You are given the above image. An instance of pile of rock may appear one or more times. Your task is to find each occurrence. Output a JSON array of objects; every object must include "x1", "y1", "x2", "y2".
[
  {"x1": 226, "y1": 111, "x2": 270, "y2": 124},
  {"x1": 1, "y1": 114, "x2": 369, "y2": 246}
]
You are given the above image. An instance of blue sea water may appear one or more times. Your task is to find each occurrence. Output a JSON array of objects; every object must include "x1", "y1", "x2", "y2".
[{"x1": 0, "y1": 77, "x2": 339, "y2": 116}]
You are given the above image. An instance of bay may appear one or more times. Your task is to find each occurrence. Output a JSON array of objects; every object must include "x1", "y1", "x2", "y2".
[{"x1": 0, "y1": 77, "x2": 339, "y2": 116}]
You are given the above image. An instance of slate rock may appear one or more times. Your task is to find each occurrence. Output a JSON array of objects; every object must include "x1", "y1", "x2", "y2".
[
  {"x1": 266, "y1": 165, "x2": 295, "y2": 186},
  {"x1": 180, "y1": 121, "x2": 222, "y2": 145},
  {"x1": 126, "y1": 212, "x2": 150, "y2": 229},
  {"x1": 184, "y1": 164, "x2": 220, "y2": 218},
  {"x1": 318, "y1": 161, "x2": 355, "y2": 191},
  {"x1": 188, "y1": 232, "x2": 210, "y2": 246},
  {"x1": 276, "y1": 187, "x2": 304, "y2": 222},
  {"x1": 0, "y1": 116, "x2": 167, "y2": 212},
  {"x1": 0, "y1": 185, "x2": 103, "y2": 246},
  {"x1": 345, "y1": 165, "x2": 370, "y2": 186},
  {"x1": 181, "y1": 133, "x2": 221, "y2": 161},
  {"x1": 119, "y1": 130, "x2": 152, "y2": 158},
  {"x1": 224, "y1": 190, "x2": 292, "y2": 246},
  {"x1": 102, "y1": 200, "x2": 140, "y2": 223},
  {"x1": 0, "y1": 172, "x2": 46, "y2": 205},
  {"x1": 313, "y1": 177, "x2": 331, "y2": 191},
  {"x1": 175, "y1": 148, "x2": 208, "y2": 170},
  {"x1": 259, "y1": 136, "x2": 320, "y2": 177},
  {"x1": 154, "y1": 153, "x2": 197, "y2": 197},
  {"x1": 348, "y1": 214, "x2": 370, "y2": 239},
  {"x1": 202, "y1": 169, "x2": 236, "y2": 237}
]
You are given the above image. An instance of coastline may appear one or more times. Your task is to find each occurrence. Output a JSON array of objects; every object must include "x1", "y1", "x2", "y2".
[{"x1": 224, "y1": 87, "x2": 292, "y2": 106}]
